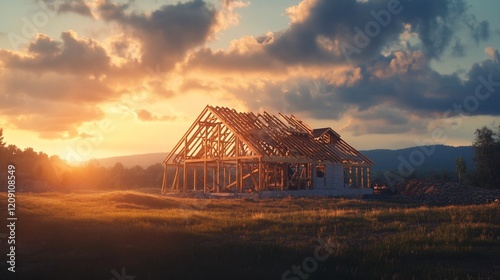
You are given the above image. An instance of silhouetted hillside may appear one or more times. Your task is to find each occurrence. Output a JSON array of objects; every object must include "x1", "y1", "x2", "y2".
[
  {"x1": 96, "y1": 153, "x2": 167, "y2": 168},
  {"x1": 362, "y1": 145, "x2": 474, "y2": 178}
]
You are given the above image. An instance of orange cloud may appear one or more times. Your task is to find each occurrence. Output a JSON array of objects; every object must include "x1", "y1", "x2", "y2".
[
  {"x1": 135, "y1": 109, "x2": 177, "y2": 122},
  {"x1": 213, "y1": 0, "x2": 250, "y2": 34},
  {"x1": 286, "y1": 0, "x2": 316, "y2": 23}
]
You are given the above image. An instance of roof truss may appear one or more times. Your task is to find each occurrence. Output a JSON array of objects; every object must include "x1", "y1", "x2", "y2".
[{"x1": 164, "y1": 106, "x2": 374, "y2": 166}]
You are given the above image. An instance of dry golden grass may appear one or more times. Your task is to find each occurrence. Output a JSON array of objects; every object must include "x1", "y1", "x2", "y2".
[{"x1": 0, "y1": 191, "x2": 498, "y2": 279}]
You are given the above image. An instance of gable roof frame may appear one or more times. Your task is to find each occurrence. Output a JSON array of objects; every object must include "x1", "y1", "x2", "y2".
[
  {"x1": 164, "y1": 105, "x2": 374, "y2": 166},
  {"x1": 163, "y1": 106, "x2": 265, "y2": 165}
]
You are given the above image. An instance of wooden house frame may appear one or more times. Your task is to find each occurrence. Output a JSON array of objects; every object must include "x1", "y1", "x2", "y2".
[{"x1": 162, "y1": 106, "x2": 374, "y2": 193}]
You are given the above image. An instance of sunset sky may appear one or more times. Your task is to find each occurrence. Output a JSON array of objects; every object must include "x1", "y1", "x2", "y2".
[{"x1": 0, "y1": 0, "x2": 499, "y2": 162}]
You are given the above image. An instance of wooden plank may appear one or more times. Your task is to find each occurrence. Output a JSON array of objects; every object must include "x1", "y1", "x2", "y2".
[
  {"x1": 203, "y1": 160, "x2": 207, "y2": 193},
  {"x1": 209, "y1": 107, "x2": 264, "y2": 157},
  {"x1": 258, "y1": 159, "x2": 263, "y2": 193},
  {"x1": 183, "y1": 137, "x2": 188, "y2": 192},
  {"x1": 361, "y1": 167, "x2": 364, "y2": 189},
  {"x1": 367, "y1": 167, "x2": 371, "y2": 189},
  {"x1": 193, "y1": 168, "x2": 197, "y2": 191},
  {"x1": 216, "y1": 123, "x2": 221, "y2": 193},
  {"x1": 261, "y1": 156, "x2": 316, "y2": 164},
  {"x1": 223, "y1": 166, "x2": 227, "y2": 191},
  {"x1": 204, "y1": 123, "x2": 208, "y2": 193},
  {"x1": 235, "y1": 136, "x2": 240, "y2": 193},
  {"x1": 212, "y1": 167, "x2": 216, "y2": 192},
  {"x1": 161, "y1": 163, "x2": 168, "y2": 193},
  {"x1": 175, "y1": 166, "x2": 180, "y2": 190}
]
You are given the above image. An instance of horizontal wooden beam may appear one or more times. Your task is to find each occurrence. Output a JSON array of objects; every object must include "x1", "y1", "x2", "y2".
[{"x1": 184, "y1": 155, "x2": 261, "y2": 163}]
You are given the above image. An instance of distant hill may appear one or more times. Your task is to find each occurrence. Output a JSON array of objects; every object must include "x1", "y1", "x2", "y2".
[
  {"x1": 96, "y1": 153, "x2": 167, "y2": 168},
  {"x1": 95, "y1": 145, "x2": 475, "y2": 175},
  {"x1": 361, "y1": 145, "x2": 474, "y2": 175}
]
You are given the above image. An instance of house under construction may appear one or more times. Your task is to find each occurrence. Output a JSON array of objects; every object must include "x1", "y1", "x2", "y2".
[{"x1": 162, "y1": 106, "x2": 374, "y2": 194}]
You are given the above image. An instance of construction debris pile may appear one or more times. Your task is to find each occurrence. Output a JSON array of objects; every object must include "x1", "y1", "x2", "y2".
[{"x1": 395, "y1": 179, "x2": 500, "y2": 205}]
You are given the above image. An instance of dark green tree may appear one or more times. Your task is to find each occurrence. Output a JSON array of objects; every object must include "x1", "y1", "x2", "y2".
[
  {"x1": 0, "y1": 128, "x2": 5, "y2": 147},
  {"x1": 456, "y1": 155, "x2": 467, "y2": 185},
  {"x1": 0, "y1": 129, "x2": 6, "y2": 170},
  {"x1": 472, "y1": 126, "x2": 500, "y2": 189}
]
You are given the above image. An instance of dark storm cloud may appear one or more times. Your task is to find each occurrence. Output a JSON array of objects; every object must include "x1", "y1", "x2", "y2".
[
  {"x1": 188, "y1": 0, "x2": 492, "y2": 71},
  {"x1": 110, "y1": 39, "x2": 130, "y2": 58},
  {"x1": 1, "y1": 72, "x2": 115, "y2": 103},
  {"x1": 186, "y1": 0, "x2": 496, "y2": 135},
  {"x1": 267, "y1": 0, "x2": 487, "y2": 64},
  {"x1": 38, "y1": 0, "x2": 93, "y2": 17},
  {"x1": 2, "y1": 0, "x2": 496, "y2": 138},
  {"x1": 451, "y1": 40, "x2": 466, "y2": 57},
  {"x1": 186, "y1": 46, "x2": 286, "y2": 73},
  {"x1": 0, "y1": 32, "x2": 110, "y2": 76},
  {"x1": 269, "y1": 50, "x2": 500, "y2": 134},
  {"x1": 98, "y1": 0, "x2": 217, "y2": 70},
  {"x1": 466, "y1": 15, "x2": 490, "y2": 42}
]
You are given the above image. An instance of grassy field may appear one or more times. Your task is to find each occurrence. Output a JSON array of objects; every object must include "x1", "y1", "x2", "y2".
[{"x1": 0, "y1": 190, "x2": 499, "y2": 280}]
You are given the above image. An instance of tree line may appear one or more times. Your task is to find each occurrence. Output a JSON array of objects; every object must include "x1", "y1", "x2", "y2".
[
  {"x1": 471, "y1": 125, "x2": 500, "y2": 189},
  {"x1": 0, "y1": 128, "x2": 166, "y2": 192},
  {"x1": 359, "y1": 125, "x2": 500, "y2": 190}
]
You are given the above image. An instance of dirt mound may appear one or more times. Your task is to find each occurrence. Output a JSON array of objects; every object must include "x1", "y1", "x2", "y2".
[
  {"x1": 163, "y1": 190, "x2": 208, "y2": 199},
  {"x1": 103, "y1": 192, "x2": 182, "y2": 209},
  {"x1": 395, "y1": 179, "x2": 500, "y2": 205}
]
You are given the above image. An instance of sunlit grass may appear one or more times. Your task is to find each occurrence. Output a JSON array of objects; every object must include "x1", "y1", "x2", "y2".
[{"x1": 0, "y1": 191, "x2": 498, "y2": 279}]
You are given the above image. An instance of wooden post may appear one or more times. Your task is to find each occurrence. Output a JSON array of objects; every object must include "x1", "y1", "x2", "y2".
[
  {"x1": 282, "y1": 163, "x2": 287, "y2": 191},
  {"x1": 240, "y1": 164, "x2": 244, "y2": 193},
  {"x1": 203, "y1": 161, "x2": 207, "y2": 193},
  {"x1": 349, "y1": 166, "x2": 353, "y2": 188},
  {"x1": 203, "y1": 124, "x2": 208, "y2": 193},
  {"x1": 212, "y1": 167, "x2": 216, "y2": 191},
  {"x1": 217, "y1": 123, "x2": 221, "y2": 193},
  {"x1": 217, "y1": 162, "x2": 220, "y2": 193},
  {"x1": 367, "y1": 167, "x2": 371, "y2": 189},
  {"x1": 235, "y1": 137, "x2": 240, "y2": 193},
  {"x1": 223, "y1": 166, "x2": 227, "y2": 191},
  {"x1": 360, "y1": 167, "x2": 363, "y2": 188},
  {"x1": 235, "y1": 161, "x2": 240, "y2": 193},
  {"x1": 175, "y1": 165, "x2": 180, "y2": 190},
  {"x1": 193, "y1": 168, "x2": 197, "y2": 191},
  {"x1": 258, "y1": 159, "x2": 263, "y2": 193},
  {"x1": 298, "y1": 164, "x2": 302, "y2": 190},
  {"x1": 183, "y1": 137, "x2": 188, "y2": 193},
  {"x1": 361, "y1": 167, "x2": 364, "y2": 189},
  {"x1": 230, "y1": 166, "x2": 233, "y2": 190},
  {"x1": 162, "y1": 163, "x2": 168, "y2": 193},
  {"x1": 355, "y1": 167, "x2": 359, "y2": 189},
  {"x1": 308, "y1": 164, "x2": 312, "y2": 190},
  {"x1": 311, "y1": 164, "x2": 317, "y2": 190}
]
